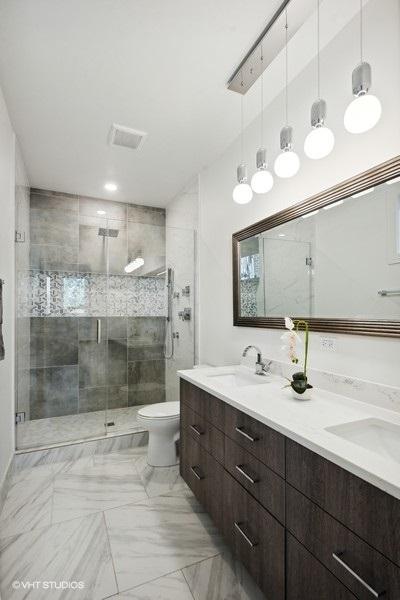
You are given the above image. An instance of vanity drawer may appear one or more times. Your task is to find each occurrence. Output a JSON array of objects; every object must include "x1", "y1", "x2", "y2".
[
  {"x1": 224, "y1": 436, "x2": 285, "y2": 524},
  {"x1": 286, "y1": 439, "x2": 400, "y2": 567},
  {"x1": 180, "y1": 433, "x2": 224, "y2": 529},
  {"x1": 223, "y1": 470, "x2": 285, "y2": 600},
  {"x1": 287, "y1": 484, "x2": 400, "y2": 599},
  {"x1": 181, "y1": 402, "x2": 224, "y2": 464},
  {"x1": 180, "y1": 379, "x2": 225, "y2": 428},
  {"x1": 223, "y1": 404, "x2": 285, "y2": 477},
  {"x1": 287, "y1": 533, "x2": 357, "y2": 600},
  {"x1": 286, "y1": 439, "x2": 400, "y2": 565}
]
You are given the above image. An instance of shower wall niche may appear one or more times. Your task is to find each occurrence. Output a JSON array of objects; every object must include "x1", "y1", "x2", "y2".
[{"x1": 15, "y1": 188, "x2": 182, "y2": 449}]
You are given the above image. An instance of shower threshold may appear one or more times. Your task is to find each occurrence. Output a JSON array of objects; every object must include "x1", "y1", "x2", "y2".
[{"x1": 16, "y1": 404, "x2": 149, "y2": 452}]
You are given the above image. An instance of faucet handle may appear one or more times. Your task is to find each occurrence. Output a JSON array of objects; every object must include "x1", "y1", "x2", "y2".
[{"x1": 262, "y1": 360, "x2": 272, "y2": 374}]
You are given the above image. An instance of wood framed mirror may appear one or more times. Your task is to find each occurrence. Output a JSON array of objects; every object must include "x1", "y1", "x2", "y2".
[{"x1": 232, "y1": 155, "x2": 400, "y2": 337}]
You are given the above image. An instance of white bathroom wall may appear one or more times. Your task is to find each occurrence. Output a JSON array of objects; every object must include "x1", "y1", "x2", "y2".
[
  {"x1": 165, "y1": 178, "x2": 199, "y2": 401},
  {"x1": 198, "y1": 0, "x2": 400, "y2": 387},
  {"x1": 0, "y1": 85, "x2": 21, "y2": 487}
]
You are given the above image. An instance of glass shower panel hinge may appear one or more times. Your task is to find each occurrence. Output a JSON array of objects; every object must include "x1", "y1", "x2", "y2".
[
  {"x1": 306, "y1": 257, "x2": 313, "y2": 267},
  {"x1": 15, "y1": 231, "x2": 25, "y2": 243},
  {"x1": 15, "y1": 412, "x2": 25, "y2": 424}
]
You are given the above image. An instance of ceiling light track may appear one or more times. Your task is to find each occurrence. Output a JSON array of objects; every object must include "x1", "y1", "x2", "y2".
[{"x1": 227, "y1": 0, "x2": 316, "y2": 95}]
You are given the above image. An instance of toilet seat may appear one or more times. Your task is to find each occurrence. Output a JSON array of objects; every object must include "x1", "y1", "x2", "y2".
[{"x1": 137, "y1": 401, "x2": 180, "y2": 421}]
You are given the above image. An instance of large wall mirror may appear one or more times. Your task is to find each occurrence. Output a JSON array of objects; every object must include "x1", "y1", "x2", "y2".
[{"x1": 233, "y1": 156, "x2": 400, "y2": 337}]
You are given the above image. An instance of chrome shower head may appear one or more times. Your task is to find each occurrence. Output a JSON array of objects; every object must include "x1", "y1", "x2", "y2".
[{"x1": 98, "y1": 228, "x2": 119, "y2": 237}]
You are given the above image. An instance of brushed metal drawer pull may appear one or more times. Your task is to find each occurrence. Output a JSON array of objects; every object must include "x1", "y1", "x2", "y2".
[
  {"x1": 235, "y1": 426, "x2": 259, "y2": 442},
  {"x1": 190, "y1": 424, "x2": 204, "y2": 436},
  {"x1": 234, "y1": 522, "x2": 258, "y2": 548},
  {"x1": 332, "y1": 552, "x2": 385, "y2": 598},
  {"x1": 190, "y1": 466, "x2": 204, "y2": 481},
  {"x1": 235, "y1": 464, "x2": 259, "y2": 484}
]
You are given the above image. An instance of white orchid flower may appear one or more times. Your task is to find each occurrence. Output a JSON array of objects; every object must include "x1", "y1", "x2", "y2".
[
  {"x1": 281, "y1": 317, "x2": 301, "y2": 364},
  {"x1": 284, "y1": 316, "x2": 295, "y2": 330}
]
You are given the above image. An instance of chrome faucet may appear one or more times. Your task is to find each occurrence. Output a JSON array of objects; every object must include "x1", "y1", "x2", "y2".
[{"x1": 242, "y1": 345, "x2": 271, "y2": 376}]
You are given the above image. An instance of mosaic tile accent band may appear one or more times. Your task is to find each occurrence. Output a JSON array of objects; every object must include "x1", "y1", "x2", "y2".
[
  {"x1": 240, "y1": 280, "x2": 259, "y2": 317},
  {"x1": 18, "y1": 270, "x2": 167, "y2": 317}
]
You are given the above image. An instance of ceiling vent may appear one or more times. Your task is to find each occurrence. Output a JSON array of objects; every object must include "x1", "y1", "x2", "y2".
[{"x1": 108, "y1": 123, "x2": 147, "y2": 150}]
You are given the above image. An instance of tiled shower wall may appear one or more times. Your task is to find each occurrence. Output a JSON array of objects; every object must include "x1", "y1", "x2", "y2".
[{"x1": 17, "y1": 189, "x2": 167, "y2": 421}]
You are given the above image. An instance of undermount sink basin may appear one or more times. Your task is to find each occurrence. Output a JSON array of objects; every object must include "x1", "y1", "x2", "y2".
[
  {"x1": 325, "y1": 418, "x2": 400, "y2": 464},
  {"x1": 206, "y1": 368, "x2": 270, "y2": 388}
]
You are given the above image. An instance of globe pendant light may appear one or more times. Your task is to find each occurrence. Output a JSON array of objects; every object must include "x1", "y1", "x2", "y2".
[
  {"x1": 251, "y1": 46, "x2": 274, "y2": 194},
  {"x1": 304, "y1": 0, "x2": 335, "y2": 160},
  {"x1": 251, "y1": 148, "x2": 274, "y2": 194},
  {"x1": 344, "y1": 0, "x2": 382, "y2": 134},
  {"x1": 233, "y1": 89, "x2": 253, "y2": 204},
  {"x1": 274, "y1": 126, "x2": 300, "y2": 178},
  {"x1": 274, "y1": 9, "x2": 300, "y2": 179}
]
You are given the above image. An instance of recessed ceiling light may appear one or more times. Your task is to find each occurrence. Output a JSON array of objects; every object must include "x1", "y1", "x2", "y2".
[
  {"x1": 278, "y1": 233, "x2": 286, "y2": 237},
  {"x1": 386, "y1": 176, "x2": 400, "y2": 185},
  {"x1": 351, "y1": 187, "x2": 374, "y2": 198},
  {"x1": 97, "y1": 210, "x2": 106, "y2": 215},
  {"x1": 323, "y1": 200, "x2": 344, "y2": 211},
  {"x1": 302, "y1": 210, "x2": 320, "y2": 219},
  {"x1": 104, "y1": 182, "x2": 117, "y2": 192}
]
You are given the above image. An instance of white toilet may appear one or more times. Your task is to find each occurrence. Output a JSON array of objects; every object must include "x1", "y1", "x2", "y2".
[{"x1": 137, "y1": 401, "x2": 180, "y2": 467}]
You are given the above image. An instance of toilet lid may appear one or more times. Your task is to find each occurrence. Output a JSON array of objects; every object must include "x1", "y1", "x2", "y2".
[{"x1": 138, "y1": 401, "x2": 180, "y2": 419}]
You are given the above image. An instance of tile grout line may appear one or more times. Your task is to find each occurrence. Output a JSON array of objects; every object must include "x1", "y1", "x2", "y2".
[
  {"x1": 114, "y1": 561, "x2": 209, "y2": 598},
  {"x1": 114, "y1": 551, "x2": 224, "y2": 597},
  {"x1": 102, "y1": 511, "x2": 119, "y2": 595},
  {"x1": 180, "y1": 568, "x2": 197, "y2": 600}
]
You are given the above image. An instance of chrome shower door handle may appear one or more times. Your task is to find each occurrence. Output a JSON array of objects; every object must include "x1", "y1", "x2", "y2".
[{"x1": 97, "y1": 319, "x2": 101, "y2": 344}]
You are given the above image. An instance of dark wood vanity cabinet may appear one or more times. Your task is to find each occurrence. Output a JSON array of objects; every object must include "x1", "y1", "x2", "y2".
[{"x1": 180, "y1": 379, "x2": 400, "y2": 599}]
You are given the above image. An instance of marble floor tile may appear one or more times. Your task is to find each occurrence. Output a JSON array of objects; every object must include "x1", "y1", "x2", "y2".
[
  {"x1": 182, "y1": 551, "x2": 265, "y2": 600},
  {"x1": 0, "y1": 466, "x2": 53, "y2": 538},
  {"x1": 92, "y1": 446, "x2": 146, "y2": 466},
  {"x1": 134, "y1": 455, "x2": 188, "y2": 498},
  {"x1": 0, "y1": 512, "x2": 117, "y2": 600},
  {"x1": 52, "y1": 455, "x2": 147, "y2": 523},
  {"x1": 112, "y1": 571, "x2": 193, "y2": 599},
  {"x1": 104, "y1": 492, "x2": 226, "y2": 592}
]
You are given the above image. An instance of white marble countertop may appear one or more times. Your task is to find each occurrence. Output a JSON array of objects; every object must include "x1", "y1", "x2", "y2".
[{"x1": 178, "y1": 365, "x2": 400, "y2": 500}]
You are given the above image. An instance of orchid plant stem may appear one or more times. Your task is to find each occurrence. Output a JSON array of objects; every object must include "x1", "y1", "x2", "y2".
[{"x1": 295, "y1": 320, "x2": 309, "y2": 377}]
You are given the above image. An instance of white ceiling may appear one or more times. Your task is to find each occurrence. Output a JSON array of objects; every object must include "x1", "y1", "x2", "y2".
[{"x1": 0, "y1": 0, "x2": 287, "y2": 206}]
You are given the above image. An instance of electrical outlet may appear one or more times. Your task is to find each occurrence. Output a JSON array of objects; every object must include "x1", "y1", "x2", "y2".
[{"x1": 320, "y1": 336, "x2": 336, "y2": 351}]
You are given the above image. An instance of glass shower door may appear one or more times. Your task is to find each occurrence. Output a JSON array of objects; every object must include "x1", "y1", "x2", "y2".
[{"x1": 105, "y1": 206, "x2": 168, "y2": 434}]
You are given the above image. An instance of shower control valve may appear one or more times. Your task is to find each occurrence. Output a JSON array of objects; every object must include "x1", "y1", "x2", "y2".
[
  {"x1": 178, "y1": 307, "x2": 191, "y2": 321},
  {"x1": 181, "y1": 285, "x2": 190, "y2": 297}
]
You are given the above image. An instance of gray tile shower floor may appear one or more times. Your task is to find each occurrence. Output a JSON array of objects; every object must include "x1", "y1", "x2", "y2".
[
  {"x1": 0, "y1": 445, "x2": 264, "y2": 599},
  {"x1": 16, "y1": 405, "x2": 147, "y2": 450}
]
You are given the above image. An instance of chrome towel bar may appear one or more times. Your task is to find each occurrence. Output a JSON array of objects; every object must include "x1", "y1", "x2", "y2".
[{"x1": 378, "y1": 289, "x2": 400, "y2": 296}]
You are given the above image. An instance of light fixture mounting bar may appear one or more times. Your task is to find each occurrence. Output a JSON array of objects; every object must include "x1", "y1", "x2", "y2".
[{"x1": 227, "y1": 0, "x2": 316, "y2": 95}]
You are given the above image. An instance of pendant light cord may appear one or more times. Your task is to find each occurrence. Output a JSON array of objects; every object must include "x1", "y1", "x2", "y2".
[
  {"x1": 240, "y1": 72, "x2": 244, "y2": 163},
  {"x1": 285, "y1": 9, "x2": 289, "y2": 126},
  {"x1": 359, "y1": 0, "x2": 363, "y2": 63},
  {"x1": 260, "y1": 43, "x2": 264, "y2": 147},
  {"x1": 317, "y1": 0, "x2": 320, "y2": 99}
]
